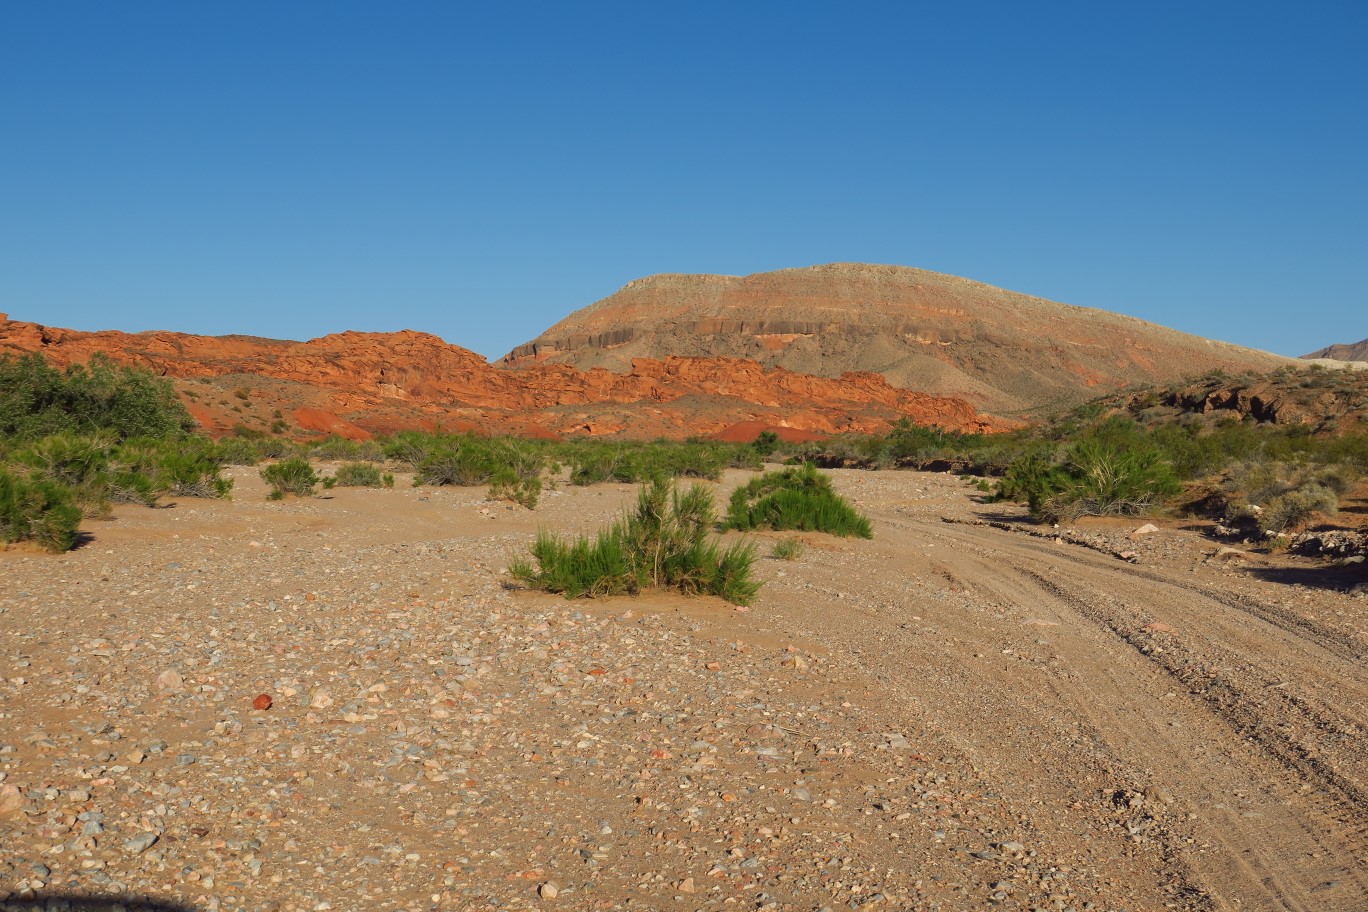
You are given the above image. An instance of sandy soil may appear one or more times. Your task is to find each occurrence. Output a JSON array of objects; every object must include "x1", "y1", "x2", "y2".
[{"x1": 1, "y1": 467, "x2": 1365, "y2": 912}]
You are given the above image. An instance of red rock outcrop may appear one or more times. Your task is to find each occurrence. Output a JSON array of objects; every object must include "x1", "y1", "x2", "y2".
[{"x1": 0, "y1": 317, "x2": 1009, "y2": 439}]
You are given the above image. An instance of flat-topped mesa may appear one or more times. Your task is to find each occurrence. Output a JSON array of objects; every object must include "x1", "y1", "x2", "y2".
[{"x1": 502, "y1": 263, "x2": 1291, "y2": 415}]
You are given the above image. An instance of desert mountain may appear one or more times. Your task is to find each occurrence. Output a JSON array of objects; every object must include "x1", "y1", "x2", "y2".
[
  {"x1": 0, "y1": 316, "x2": 1005, "y2": 440},
  {"x1": 502, "y1": 263, "x2": 1291, "y2": 416},
  {"x1": 1302, "y1": 337, "x2": 1368, "y2": 363}
]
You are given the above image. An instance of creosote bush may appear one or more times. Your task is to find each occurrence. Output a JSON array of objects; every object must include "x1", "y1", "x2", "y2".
[
  {"x1": 723, "y1": 463, "x2": 873, "y2": 538},
  {"x1": 510, "y1": 476, "x2": 759, "y2": 605}
]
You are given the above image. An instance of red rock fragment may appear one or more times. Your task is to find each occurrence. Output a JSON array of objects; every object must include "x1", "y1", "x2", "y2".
[{"x1": 253, "y1": 693, "x2": 274, "y2": 710}]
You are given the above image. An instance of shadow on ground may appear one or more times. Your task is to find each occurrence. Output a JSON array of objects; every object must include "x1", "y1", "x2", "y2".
[
  {"x1": 1, "y1": 896, "x2": 196, "y2": 912},
  {"x1": 1246, "y1": 562, "x2": 1368, "y2": 592}
]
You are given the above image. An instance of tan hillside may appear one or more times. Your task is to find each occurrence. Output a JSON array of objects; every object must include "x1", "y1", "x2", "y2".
[
  {"x1": 1303, "y1": 337, "x2": 1368, "y2": 363},
  {"x1": 502, "y1": 263, "x2": 1292, "y2": 416}
]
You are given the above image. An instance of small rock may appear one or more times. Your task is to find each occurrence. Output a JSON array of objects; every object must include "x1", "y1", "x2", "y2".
[
  {"x1": 124, "y1": 832, "x2": 159, "y2": 855},
  {"x1": 538, "y1": 881, "x2": 559, "y2": 899},
  {"x1": 253, "y1": 693, "x2": 274, "y2": 711},
  {"x1": 0, "y1": 783, "x2": 24, "y2": 815},
  {"x1": 1132, "y1": 523, "x2": 1159, "y2": 536},
  {"x1": 156, "y1": 670, "x2": 184, "y2": 691}
]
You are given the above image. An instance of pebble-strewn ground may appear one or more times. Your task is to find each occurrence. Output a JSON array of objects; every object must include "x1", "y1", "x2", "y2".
[{"x1": 2, "y1": 468, "x2": 1365, "y2": 912}]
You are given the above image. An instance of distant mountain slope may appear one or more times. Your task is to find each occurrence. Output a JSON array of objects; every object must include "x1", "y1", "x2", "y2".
[
  {"x1": 502, "y1": 263, "x2": 1291, "y2": 416},
  {"x1": 1302, "y1": 338, "x2": 1368, "y2": 363},
  {"x1": 0, "y1": 316, "x2": 1008, "y2": 439}
]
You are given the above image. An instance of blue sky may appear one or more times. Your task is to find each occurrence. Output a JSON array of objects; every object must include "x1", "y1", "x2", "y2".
[{"x1": 2, "y1": 1, "x2": 1364, "y2": 360}]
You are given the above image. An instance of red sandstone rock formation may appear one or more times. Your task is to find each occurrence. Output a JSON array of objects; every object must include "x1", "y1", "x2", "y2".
[{"x1": 0, "y1": 319, "x2": 1009, "y2": 439}]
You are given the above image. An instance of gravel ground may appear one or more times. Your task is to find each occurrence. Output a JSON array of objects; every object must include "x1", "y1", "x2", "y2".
[{"x1": 2, "y1": 467, "x2": 1365, "y2": 912}]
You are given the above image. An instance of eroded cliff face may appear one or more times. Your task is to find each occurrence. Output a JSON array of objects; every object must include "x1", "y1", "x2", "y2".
[
  {"x1": 502, "y1": 263, "x2": 1291, "y2": 414},
  {"x1": 0, "y1": 318, "x2": 1010, "y2": 440}
]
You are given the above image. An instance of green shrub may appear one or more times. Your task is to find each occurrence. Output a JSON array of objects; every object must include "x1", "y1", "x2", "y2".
[
  {"x1": 382, "y1": 430, "x2": 447, "y2": 467},
  {"x1": 414, "y1": 438, "x2": 493, "y2": 486},
  {"x1": 309, "y1": 435, "x2": 385, "y2": 462},
  {"x1": 333, "y1": 461, "x2": 390, "y2": 487},
  {"x1": 489, "y1": 467, "x2": 541, "y2": 509},
  {"x1": 0, "y1": 352, "x2": 193, "y2": 441},
  {"x1": 261, "y1": 457, "x2": 319, "y2": 499},
  {"x1": 12, "y1": 432, "x2": 116, "y2": 516},
  {"x1": 511, "y1": 476, "x2": 760, "y2": 605},
  {"x1": 0, "y1": 469, "x2": 83, "y2": 552},
  {"x1": 752, "y1": 431, "x2": 780, "y2": 458},
  {"x1": 562, "y1": 440, "x2": 740, "y2": 486},
  {"x1": 722, "y1": 463, "x2": 873, "y2": 538},
  {"x1": 770, "y1": 537, "x2": 805, "y2": 560},
  {"x1": 112, "y1": 437, "x2": 232, "y2": 500},
  {"x1": 997, "y1": 419, "x2": 1181, "y2": 522}
]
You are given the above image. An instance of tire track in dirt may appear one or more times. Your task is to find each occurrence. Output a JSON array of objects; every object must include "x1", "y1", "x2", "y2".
[{"x1": 908, "y1": 516, "x2": 1368, "y2": 911}]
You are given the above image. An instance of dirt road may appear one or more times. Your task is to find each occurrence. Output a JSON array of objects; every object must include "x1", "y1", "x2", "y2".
[
  {"x1": 1, "y1": 467, "x2": 1364, "y2": 911},
  {"x1": 799, "y1": 471, "x2": 1368, "y2": 911}
]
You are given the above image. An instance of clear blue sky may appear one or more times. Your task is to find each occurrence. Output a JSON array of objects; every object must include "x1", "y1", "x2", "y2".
[{"x1": 3, "y1": 1, "x2": 1364, "y2": 359}]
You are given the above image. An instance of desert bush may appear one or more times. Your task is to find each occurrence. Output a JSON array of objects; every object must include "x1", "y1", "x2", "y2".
[
  {"x1": 562, "y1": 440, "x2": 741, "y2": 486},
  {"x1": 415, "y1": 443, "x2": 488, "y2": 486},
  {"x1": 332, "y1": 461, "x2": 391, "y2": 488},
  {"x1": 0, "y1": 352, "x2": 194, "y2": 442},
  {"x1": 12, "y1": 432, "x2": 116, "y2": 516},
  {"x1": 998, "y1": 419, "x2": 1180, "y2": 522},
  {"x1": 510, "y1": 476, "x2": 760, "y2": 605},
  {"x1": 381, "y1": 430, "x2": 450, "y2": 467},
  {"x1": 723, "y1": 463, "x2": 873, "y2": 538},
  {"x1": 211, "y1": 435, "x2": 264, "y2": 466},
  {"x1": 752, "y1": 431, "x2": 780, "y2": 458},
  {"x1": 111, "y1": 437, "x2": 233, "y2": 500},
  {"x1": 566, "y1": 445, "x2": 639, "y2": 485},
  {"x1": 1218, "y1": 459, "x2": 1354, "y2": 535},
  {"x1": 770, "y1": 537, "x2": 805, "y2": 560},
  {"x1": 489, "y1": 467, "x2": 541, "y2": 509},
  {"x1": 0, "y1": 468, "x2": 83, "y2": 552},
  {"x1": 1258, "y1": 484, "x2": 1339, "y2": 534},
  {"x1": 261, "y1": 457, "x2": 319, "y2": 499},
  {"x1": 309, "y1": 435, "x2": 385, "y2": 462}
]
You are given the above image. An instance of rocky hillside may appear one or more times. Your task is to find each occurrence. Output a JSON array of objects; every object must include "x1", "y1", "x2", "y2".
[
  {"x1": 0, "y1": 316, "x2": 1007, "y2": 440},
  {"x1": 1303, "y1": 337, "x2": 1368, "y2": 363},
  {"x1": 1109, "y1": 364, "x2": 1368, "y2": 433},
  {"x1": 502, "y1": 264, "x2": 1291, "y2": 416}
]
